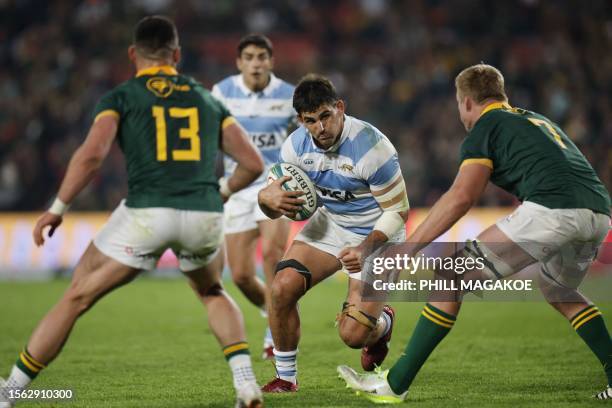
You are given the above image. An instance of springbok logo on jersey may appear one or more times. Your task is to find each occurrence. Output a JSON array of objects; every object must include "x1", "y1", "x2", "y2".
[{"x1": 146, "y1": 77, "x2": 191, "y2": 98}]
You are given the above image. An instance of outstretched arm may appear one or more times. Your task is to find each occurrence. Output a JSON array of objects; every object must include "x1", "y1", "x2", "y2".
[
  {"x1": 407, "y1": 163, "x2": 491, "y2": 252},
  {"x1": 33, "y1": 115, "x2": 118, "y2": 246}
]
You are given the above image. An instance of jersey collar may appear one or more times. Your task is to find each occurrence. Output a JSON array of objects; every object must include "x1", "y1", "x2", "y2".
[
  {"x1": 237, "y1": 73, "x2": 281, "y2": 97},
  {"x1": 135, "y1": 65, "x2": 178, "y2": 77},
  {"x1": 479, "y1": 101, "x2": 512, "y2": 117}
]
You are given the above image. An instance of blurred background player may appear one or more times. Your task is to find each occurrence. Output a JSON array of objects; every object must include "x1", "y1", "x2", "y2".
[
  {"x1": 0, "y1": 16, "x2": 264, "y2": 408},
  {"x1": 211, "y1": 34, "x2": 296, "y2": 360},
  {"x1": 258, "y1": 74, "x2": 410, "y2": 392},
  {"x1": 338, "y1": 64, "x2": 611, "y2": 403}
]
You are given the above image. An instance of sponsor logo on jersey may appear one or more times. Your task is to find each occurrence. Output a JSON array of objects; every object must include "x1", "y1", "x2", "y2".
[
  {"x1": 269, "y1": 103, "x2": 284, "y2": 111},
  {"x1": 318, "y1": 187, "x2": 356, "y2": 202},
  {"x1": 251, "y1": 133, "x2": 280, "y2": 148},
  {"x1": 146, "y1": 77, "x2": 190, "y2": 98},
  {"x1": 304, "y1": 159, "x2": 314, "y2": 165}
]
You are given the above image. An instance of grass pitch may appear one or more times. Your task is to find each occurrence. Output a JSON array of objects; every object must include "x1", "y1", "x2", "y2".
[{"x1": 0, "y1": 277, "x2": 609, "y2": 407}]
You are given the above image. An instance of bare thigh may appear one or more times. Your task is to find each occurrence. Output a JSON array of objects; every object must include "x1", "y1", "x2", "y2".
[
  {"x1": 183, "y1": 250, "x2": 225, "y2": 296},
  {"x1": 68, "y1": 243, "x2": 141, "y2": 310},
  {"x1": 279, "y1": 240, "x2": 342, "y2": 288}
]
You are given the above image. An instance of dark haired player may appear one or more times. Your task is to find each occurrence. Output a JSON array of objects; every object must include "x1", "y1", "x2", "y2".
[
  {"x1": 258, "y1": 74, "x2": 410, "y2": 392},
  {"x1": 1, "y1": 16, "x2": 265, "y2": 408}
]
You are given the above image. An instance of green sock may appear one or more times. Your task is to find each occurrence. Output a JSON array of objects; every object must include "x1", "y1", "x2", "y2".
[
  {"x1": 570, "y1": 305, "x2": 612, "y2": 385},
  {"x1": 222, "y1": 341, "x2": 250, "y2": 361},
  {"x1": 388, "y1": 303, "x2": 456, "y2": 394},
  {"x1": 15, "y1": 348, "x2": 46, "y2": 380}
]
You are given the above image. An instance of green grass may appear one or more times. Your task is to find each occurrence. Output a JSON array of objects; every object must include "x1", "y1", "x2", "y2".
[{"x1": 0, "y1": 277, "x2": 610, "y2": 407}]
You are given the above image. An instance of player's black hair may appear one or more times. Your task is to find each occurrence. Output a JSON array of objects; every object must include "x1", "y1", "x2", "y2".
[
  {"x1": 292, "y1": 74, "x2": 339, "y2": 114},
  {"x1": 133, "y1": 15, "x2": 179, "y2": 59},
  {"x1": 237, "y1": 34, "x2": 273, "y2": 57}
]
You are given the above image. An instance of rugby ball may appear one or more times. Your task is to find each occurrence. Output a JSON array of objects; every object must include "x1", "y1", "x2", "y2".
[{"x1": 267, "y1": 163, "x2": 318, "y2": 220}]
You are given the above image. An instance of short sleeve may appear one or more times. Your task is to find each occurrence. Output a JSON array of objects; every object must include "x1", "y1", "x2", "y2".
[
  {"x1": 206, "y1": 90, "x2": 232, "y2": 128},
  {"x1": 92, "y1": 89, "x2": 123, "y2": 123},
  {"x1": 210, "y1": 84, "x2": 223, "y2": 101},
  {"x1": 459, "y1": 122, "x2": 493, "y2": 169},
  {"x1": 279, "y1": 133, "x2": 300, "y2": 165},
  {"x1": 358, "y1": 137, "x2": 402, "y2": 190}
]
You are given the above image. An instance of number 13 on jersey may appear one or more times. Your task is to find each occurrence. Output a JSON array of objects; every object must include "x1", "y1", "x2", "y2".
[{"x1": 152, "y1": 106, "x2": 201, "y2": 161}]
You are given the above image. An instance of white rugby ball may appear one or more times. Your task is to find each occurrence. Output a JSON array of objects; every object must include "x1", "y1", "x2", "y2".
[{"x1": 267, "y1": 162, "x2": 318, "y2": 220}]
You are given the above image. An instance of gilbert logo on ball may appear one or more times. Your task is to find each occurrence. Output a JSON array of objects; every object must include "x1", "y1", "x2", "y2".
[{"x1": 267, "y1": 163, "x2": 318, "y2": 220}]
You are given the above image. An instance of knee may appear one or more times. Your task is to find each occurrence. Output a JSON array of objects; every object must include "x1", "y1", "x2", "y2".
[
  {"x1": 63, "y1": 283, "x2": 96, "y2": 315},
  {"x1": 262, "y1": 243, "x2": 284, "y2": 265},
  {"x1": 270, "y1": 270, "x2": 302, "y2": 309},
  {"x1": 191, "y1": 276, "x2": 224, "y2": 299},
  {"x1": 231, "y1": 269, "x2": 254, "y2": 288}
]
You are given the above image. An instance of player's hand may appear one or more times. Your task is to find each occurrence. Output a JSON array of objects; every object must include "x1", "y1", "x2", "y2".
[
  {"x1": 33, "y1": 212, "x2": 63, "y2": 247},
  {"x1": 259, "y1": 176, "x2": 305, "y2": 218},
  {"x1": 338, "y1": 245, "x2": 365, "y2": 273}
]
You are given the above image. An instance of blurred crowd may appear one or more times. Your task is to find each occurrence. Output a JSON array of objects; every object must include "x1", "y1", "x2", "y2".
[{"x1": 0, "y1": 0, "x2": 610, "y2": 210}]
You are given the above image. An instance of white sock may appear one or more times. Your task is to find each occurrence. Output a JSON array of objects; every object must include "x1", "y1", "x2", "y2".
[
  {"x1": 1, "y1": 365, "x2": 32, "y2": 403},
  {"x1": 8, "y1": 365, "x2": 32, "y2": 389},
  {"x1": 263, "y1": 327, "x2": 274, "y2": 348},
  {"x1": 273, "y1": 348, "x2": 297, "y2": 384},
  {"x1": 228, "y1": 354, "x2": 256, "y2": 389},
  {"x1": 378, "y1": 310, "x2": 392, "y2": 339}
]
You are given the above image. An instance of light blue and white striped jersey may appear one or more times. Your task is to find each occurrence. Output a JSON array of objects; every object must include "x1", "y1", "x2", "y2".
[
  {"x1": 211, "y1": 73, "x2": 296, "y2": 190},
  {"x1": 280, "y1": 115, "x2": 403, "y2": 235}
]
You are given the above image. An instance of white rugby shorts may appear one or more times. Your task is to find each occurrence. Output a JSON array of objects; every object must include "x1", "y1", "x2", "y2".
[
  {"x1": 496, "y1": 201, "x2": 610, "y2": 288},
  {"x1": 223, "y1": 183, "x2": 270, "y2": 234},
  {"x1": 295, "y1": 207, "x2": 406, "y2": 281},
  {"x1": 94, "y1": 200, "x2": 223, "y2": 271}
]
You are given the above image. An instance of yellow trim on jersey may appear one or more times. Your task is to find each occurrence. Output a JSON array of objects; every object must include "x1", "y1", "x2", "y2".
[
  {"x1": 574, "y1": 311, "x2": 602, "y2": 330},
  {"x1": 480, "y1": 102, "x2": 512, "y2": 117},
  {"x1": 136, "y1": 65, "x2": 178, "y2": 78},
  {"x1": 423, "y1": 305, "x2": 455, "y2": 325},
  {"x1": 223, "y1": 342, "x2": 249, "y2": 356},
  {"x1": 222, "y1": 116, "x2": 238, "y2": 129},
  {"x1": 460, "y1": 158, "x2": 493, "y2": 169},
  {"x1": 94, "y1": 109, "x2": 120, "y2": 123},
  {"x1": 421, "y1": 310, "x2": 453, "y2": 329}
]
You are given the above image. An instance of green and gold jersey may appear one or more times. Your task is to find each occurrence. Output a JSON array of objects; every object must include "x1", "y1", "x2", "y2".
[
  {"x1": 93, "y1": 66, "x2": 235, "y2": 212},
  {"x1": 460, "y1": 102, "x2": 610, "y2": 215}
]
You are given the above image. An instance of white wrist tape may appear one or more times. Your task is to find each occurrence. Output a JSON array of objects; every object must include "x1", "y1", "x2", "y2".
[
  {"x1": 219, "y1": 177, "x2": 233, "y2": 198},
  {"x1": 373, "y1": 211, "x2": 405, "y2": 239},
  {"x1": 49, "y1": 198, "x2": 70, "y2": 216}
]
